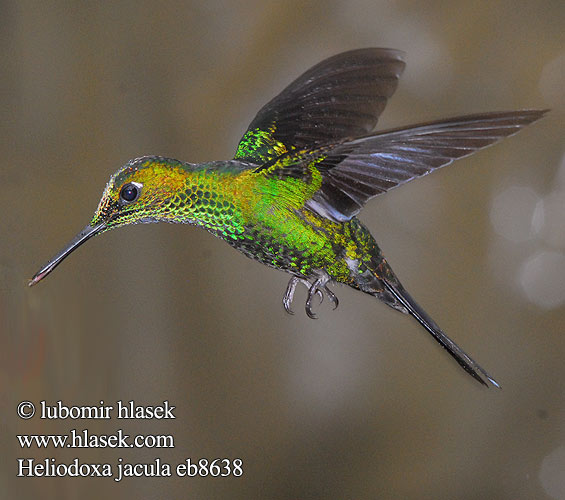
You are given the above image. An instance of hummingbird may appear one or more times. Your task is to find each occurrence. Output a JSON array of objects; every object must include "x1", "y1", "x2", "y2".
[{"x1": 30, "y1": 48, "x2": 547, "y2": 387}]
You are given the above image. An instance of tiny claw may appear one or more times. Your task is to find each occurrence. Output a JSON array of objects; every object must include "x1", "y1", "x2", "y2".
[
  {"x1": 283, "y1": 300, "x2": 295, "y2": 315},
  {"x1": 283, "y1": 277, "x2": 299, "y2": 315},
  {"x1": 305, "y1": 279, "x2": 324, "y2": 320},
  {"x1": 323, "y1": 285, "x2": 339, "y2": 310},
  {"x1": 305, "y1": 299, "x2": 318, "y2": 319},
  {"x1": 282, "y1": 274, "x2": 336, "y2": 319}
]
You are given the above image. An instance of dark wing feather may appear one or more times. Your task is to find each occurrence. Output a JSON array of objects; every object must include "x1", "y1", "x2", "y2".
[
  {"x1": 303, "y1": 110, "x2": 548, "y2": 221},
  {"x1": 234, "y1": 48, "x2": 405, "y2": 163}
]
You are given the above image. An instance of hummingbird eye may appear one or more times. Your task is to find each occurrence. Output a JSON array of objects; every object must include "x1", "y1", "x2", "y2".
[{"x1": 119, "y1": 182, "x2": 142, "y2": 203}]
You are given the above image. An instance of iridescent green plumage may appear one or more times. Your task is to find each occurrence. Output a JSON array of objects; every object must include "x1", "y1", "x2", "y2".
[
  {"x1": 234, "y1": 125, "x2": 288, "y2": 162},
  {"x1": 30, "y1": 49, "x2": 548, "y2": 388}
]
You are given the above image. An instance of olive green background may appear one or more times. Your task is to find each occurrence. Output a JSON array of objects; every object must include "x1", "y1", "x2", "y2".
[{"x1": 3, "y1": 1, "x2": 565, "y2": 499}]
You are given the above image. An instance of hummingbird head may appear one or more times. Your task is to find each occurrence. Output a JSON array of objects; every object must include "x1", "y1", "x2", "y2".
[
  {"x1": 29, "y1": 156, "x2": 190, "y2": 286},
  {"x1": 91, "y1": 156, "x2": 189, "y2": 229}
]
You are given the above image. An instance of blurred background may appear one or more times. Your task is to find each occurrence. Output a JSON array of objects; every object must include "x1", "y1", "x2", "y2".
[{"x1": 2, "y1": 1, "x2": 564, "y2": 498}]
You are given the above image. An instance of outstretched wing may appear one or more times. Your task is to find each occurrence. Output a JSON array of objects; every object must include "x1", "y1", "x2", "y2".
[
  {"x1": 256, "y1": 110, "x2": 548, "y2": 222},
  {"x1": 234, "y1": 48, "x2": 405, "y2": 163}
]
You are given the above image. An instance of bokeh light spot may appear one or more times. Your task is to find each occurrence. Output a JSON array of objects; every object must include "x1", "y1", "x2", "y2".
[
  {"x1": 539, "y1": 445, "x2": 565, "y2": 500},
  {"x1": 490, "y1": 186, "x2": 541, "y2": 242},
  {"x1": 519, "y1": 251, "x2": 565, "y2": 309},
  {"x1": 539, "y1": 51, "x2": 565, "y2": 110}
]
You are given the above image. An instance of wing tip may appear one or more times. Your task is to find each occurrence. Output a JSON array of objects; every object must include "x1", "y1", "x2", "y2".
[
  {"x1": 487, "y1": 375, "x2": 502, "y2": 389},
  {"x1": 340, "y1": 47, "x2": 406, "y2": 61},
  {"x1": 473, "y1": 366, "x2": 502, "y2": 389},
  {"x1": 510, "y1": 108, "x2": 550, "y2": 124},
  {"x1": 485, "y1": 108, "x2": 550, "y2": 127}
]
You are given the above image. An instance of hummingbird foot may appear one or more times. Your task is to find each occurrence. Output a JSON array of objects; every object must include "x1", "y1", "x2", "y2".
[
  {"x1": 323, "y1": 285, "x2": 339, "y2": 310},
  {"x1": 305, "y1": 275, "x2": 339, "y2": 319},
  {"x1": 283, "y1": 274, "x2": 340, "y2": 318},
  {"x1": 283, "y1": 276, "x2": 323, "y2": 315}
]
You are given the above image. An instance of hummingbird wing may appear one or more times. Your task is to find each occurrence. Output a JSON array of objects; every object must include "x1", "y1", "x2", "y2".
[
  {"x1": 255, "y1": 110, "x2": 547, "y2": 222},
  {"x1": 233, "y1": 48, "x2": 405, "y2": 163}
]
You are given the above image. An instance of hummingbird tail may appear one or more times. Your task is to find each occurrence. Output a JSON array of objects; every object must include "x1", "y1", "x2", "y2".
[{"x1": 377, "y1": 276, "x2": 500, "y2": 388}]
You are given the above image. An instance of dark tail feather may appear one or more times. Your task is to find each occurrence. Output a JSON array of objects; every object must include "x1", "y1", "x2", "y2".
[{"x1": 382, "y1": 279, "x2": 500, "y2": 388}]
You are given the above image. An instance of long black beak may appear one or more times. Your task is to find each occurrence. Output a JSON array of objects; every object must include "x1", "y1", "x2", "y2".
[{"x1": 28, "y1": 223, "x2": 106, "y2": 287}]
